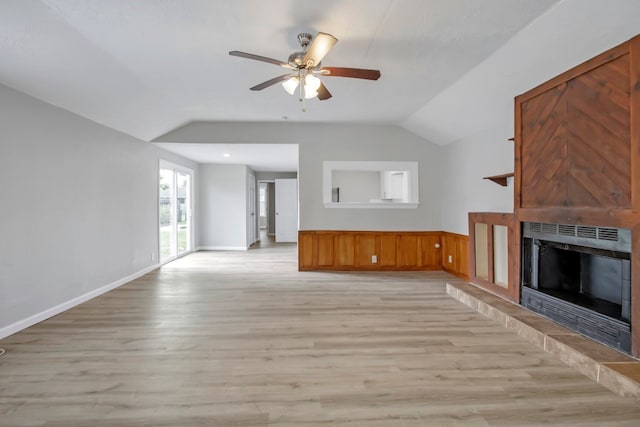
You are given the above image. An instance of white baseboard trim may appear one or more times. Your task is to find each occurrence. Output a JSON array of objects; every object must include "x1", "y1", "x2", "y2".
[
  {"x1": 197, "y1": 246, "x2": 248, "y2": 251},
  {"x1": 0, "y1": 262, "x2": 160, "y2": 340}
]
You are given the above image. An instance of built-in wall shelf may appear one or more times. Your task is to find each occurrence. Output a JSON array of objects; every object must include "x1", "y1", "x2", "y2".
[{"x1": 483, "y1": 172, "x2": 514, "y2": 187}]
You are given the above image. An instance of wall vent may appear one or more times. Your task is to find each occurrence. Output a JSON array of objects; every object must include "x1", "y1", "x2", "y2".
[
  {"x1": 558, "y1": 224, "x2": 576, "y2": 236},
  {"x1": 523, "y1": 222, "x2": 630, "y2": 252},
  {"x1": 577, "y1": 226, "x2": 597, "y2": 239},
  {"x1": 598, "y1": 227, "x2": 619, "y2": 242}
]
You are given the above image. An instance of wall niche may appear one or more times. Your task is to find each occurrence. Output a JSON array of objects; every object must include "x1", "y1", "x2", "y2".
[{"x1": 322, "y1": 160, "x2": 419, "y2": 208}]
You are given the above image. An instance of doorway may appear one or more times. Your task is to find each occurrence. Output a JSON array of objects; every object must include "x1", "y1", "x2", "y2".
[
  {"x1": 159, "y1": 161, "x2": 193, "y2": 263},
  {"x1": 259, "y1": 181, "x2": 268, "y2": 232}
]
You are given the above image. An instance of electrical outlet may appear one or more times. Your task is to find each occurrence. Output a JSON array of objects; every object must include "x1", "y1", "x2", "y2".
[
  {"x1": 371, "y1": 255, "x2": 378, "y2": 264},
  {"x1": 448, "y1": 255, "x2": 453, "y2": 264}
]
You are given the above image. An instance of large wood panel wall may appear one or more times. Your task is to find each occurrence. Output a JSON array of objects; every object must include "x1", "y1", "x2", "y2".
[
  {"x1": 512, "y1": 34, "x2": 640, "y2": 355},
  {"x1": 298, "y1": 230, "x2": 468, "y2": 279}
]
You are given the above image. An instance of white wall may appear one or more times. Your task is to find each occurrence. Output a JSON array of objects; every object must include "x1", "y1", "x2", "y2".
[
  {"x1": 420, "y1": 0, "x2": 640, "y2": 234},
  {"x1": 299, "y1": 125, "x2": 441, "y2": 231},
  {"x1": 157, "y1": 122, "x2": 442, "y2": 231},
  {"x1": 440, "y1": 128, "x2": 514, "y2": 235},
  {"x1": 198, "y1": 163, "x2": 250, "y2": 249},
  {"x1": 0, "y1": 83, "x2": 197, "y2": 337}
]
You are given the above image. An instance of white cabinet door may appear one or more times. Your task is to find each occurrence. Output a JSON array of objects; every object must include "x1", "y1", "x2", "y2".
[
  {"x1": 380, "y1": 171, "x2": 407, "y2": 200},
  {"x1": 275, "y1": 179, "x2": 298, "y2": 243}
]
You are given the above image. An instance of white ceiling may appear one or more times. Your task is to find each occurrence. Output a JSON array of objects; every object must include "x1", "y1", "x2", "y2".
[{"x1": 0, "y1": 0, "x2": 560, "y2": 168}]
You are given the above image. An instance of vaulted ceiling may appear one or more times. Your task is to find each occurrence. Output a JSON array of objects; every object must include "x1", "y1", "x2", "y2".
[{"x1": 0, "y1": 0, "x2": 559, "y2": 146}]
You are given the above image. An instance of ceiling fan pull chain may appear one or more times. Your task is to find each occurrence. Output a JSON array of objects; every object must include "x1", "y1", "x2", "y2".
[
  {"x1": 299, "y1": 76, "x2": 307, "y2": 112},
  {"x1": 299, "y1": 74, "x2": 303, "y2": 102}
]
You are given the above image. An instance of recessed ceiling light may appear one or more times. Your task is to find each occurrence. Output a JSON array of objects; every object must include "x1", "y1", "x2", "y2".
[{"x1": 223, "y1": 153, "x2": 231, "y2": 158}]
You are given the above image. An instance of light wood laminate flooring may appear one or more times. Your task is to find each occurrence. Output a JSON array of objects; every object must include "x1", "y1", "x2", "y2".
[{"x1": 2, "y1": 243, "x2": 640, "y2": 426}]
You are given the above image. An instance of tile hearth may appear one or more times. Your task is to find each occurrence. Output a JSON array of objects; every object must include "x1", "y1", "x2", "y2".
[{"x1": 446, "y1": 280, "x2": 640, "y2": 399}]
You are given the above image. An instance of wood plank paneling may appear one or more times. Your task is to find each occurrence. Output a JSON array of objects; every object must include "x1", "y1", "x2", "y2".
[
  {"x1": 567, "y1": 55, "x2": 631, "y2": 208},
  {"x1": 630, "y1": 36, "x2": 640, "y2": 356},
  {"x1": 521, "y1": 84, "x2": 568, "y2": 208},
  {"x1": 298, "y1": 231, "x2": 461, "y2": 274},
  {"x1": 631, "y1": 35, "x2": 640, "y2": 211}
]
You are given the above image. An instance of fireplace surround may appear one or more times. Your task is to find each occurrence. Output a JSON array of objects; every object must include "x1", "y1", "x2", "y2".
[{"x1": 521, "y1": 222, "x2": 632, "y2": 353}]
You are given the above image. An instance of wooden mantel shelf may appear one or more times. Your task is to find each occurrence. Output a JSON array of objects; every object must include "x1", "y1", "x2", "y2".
[{"x1": 483, "y1": 172, "x2": 514, "y2": 187}]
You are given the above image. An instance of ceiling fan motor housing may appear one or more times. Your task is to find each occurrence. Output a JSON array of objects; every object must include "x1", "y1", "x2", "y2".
[
  {"x1": 297, "y1": 33, "x2": 312, "y2": 49},
  {"x1": 289, "y1": 33, "x2": 314, "y2": 68}
]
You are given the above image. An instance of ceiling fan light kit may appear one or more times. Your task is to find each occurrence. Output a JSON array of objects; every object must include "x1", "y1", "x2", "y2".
[{"x1": 229, "y1": 32, "x2": 381, "y2": 110}]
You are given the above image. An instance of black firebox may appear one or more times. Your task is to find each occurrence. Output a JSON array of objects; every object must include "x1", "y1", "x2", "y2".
[{"x1": 521, "y1": 222, "x2": 632, "y2": 354}]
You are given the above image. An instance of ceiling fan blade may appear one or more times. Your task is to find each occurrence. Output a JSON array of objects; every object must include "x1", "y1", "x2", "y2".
[
  {"x1": 303, "y1": 32, "x2": 338, "y2": 68},
  {"x1": 319, "y1": 67, "x2": 381, "y2": 80},
  {"x1": 229, "y1": 51, "x2": 293, "y2": 69},
  {"x1": 316, "y1": 82, "x2": 332, "y2": 101},
  {"x1": 250, "y1": 74, "x2": 293, "y2": 91}
]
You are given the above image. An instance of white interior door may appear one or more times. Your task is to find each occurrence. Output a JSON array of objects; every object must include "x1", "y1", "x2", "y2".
[{"x1": 275, "y1": 178, "x2": 298, "y2": 243}]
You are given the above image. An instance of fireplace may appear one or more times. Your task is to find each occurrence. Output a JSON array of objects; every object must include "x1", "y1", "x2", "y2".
[{"x1": 521, "y1": 222, "x2": 632, "y2": 354}]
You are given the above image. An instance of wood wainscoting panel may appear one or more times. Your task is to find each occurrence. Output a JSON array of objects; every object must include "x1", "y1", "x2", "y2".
[
  {"x1": 396, "y1": 235, "x2": 418, "y2": 268},
  {"x1": 336, "y1": 234, "x2": 356, "y2": 267},
  {"x1": 317, "y1": 234, "x2": 335, "y2": 266},
  {"x1": 456, "y1": 236, "x2": 470, "y2": 280},
  {"x1": 379, "y1": 234, "x2": 397, "y2": 267},
  {"x1": 298, "y1": 231, "x2": 463, "y2": 273},
  {"x1": 441, "y1": 232, "x2": 470, "y2": 281},
  {"x1": 419, "y1": 234, "x2": 441, "y2": 268},
  {"x1": 356, "y1": 234, "x2": 377, "y2": 267},
  {"x1": 298, "y1": 233, "x2": 315, "y2": 269}
]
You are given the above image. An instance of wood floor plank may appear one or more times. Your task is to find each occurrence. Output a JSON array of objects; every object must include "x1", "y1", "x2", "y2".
[{"x1": 1, "y1": 240, "x2": 640, "y2": 426}]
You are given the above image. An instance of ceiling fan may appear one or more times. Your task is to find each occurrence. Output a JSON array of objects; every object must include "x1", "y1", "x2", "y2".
[{"x1": 229, "y1": 32, "x2": 381, "y2": 106}]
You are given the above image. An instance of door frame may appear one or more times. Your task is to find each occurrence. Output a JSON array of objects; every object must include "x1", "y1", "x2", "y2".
[{"x1": 159, "y1": 159, "x2": 195, "y2": 265}]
